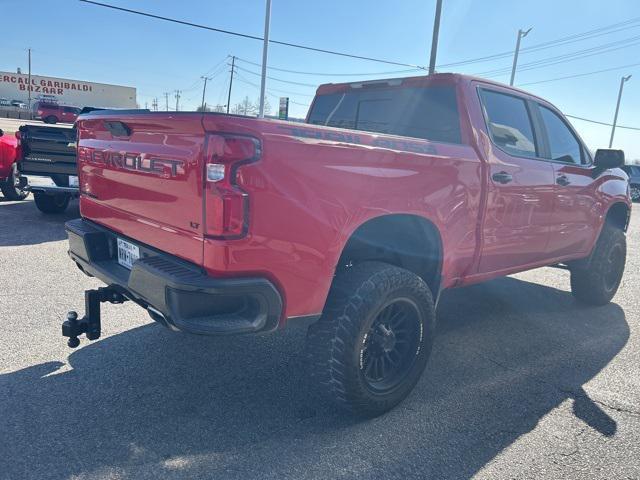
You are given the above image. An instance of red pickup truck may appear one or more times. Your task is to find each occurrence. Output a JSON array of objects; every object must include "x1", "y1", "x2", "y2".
[
  {"x1": 63, "y1": 73, "x2": 630, "y2": 416},
  {"x1": 0, "y1": 129, "x2": 28, "y2": 200}
]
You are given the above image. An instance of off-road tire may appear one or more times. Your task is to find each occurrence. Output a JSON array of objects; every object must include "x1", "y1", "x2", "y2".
[
  {"x1": 0, "y1": 164, "x2": 29, "y2": 201},
  {"x1": 570, "y1": 223, "x2": 626, "y2": 306},
  {"x1": 34, "y1": 192, "x2": 70, "y2": 214},
  {"x1": 306, "y1": 262, "x2": 436, "y2": 417}
]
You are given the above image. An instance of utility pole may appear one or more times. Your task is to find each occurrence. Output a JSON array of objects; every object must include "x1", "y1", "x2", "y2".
[
  {"x1": 227, "y1": 55, "x2": 236, "y2": 114},
  {"x1": 27, "y1": 48, "x2": 32, "y2": 117},
  {"x1": 428, "y1": 0, "x2": 443, "y2": 75},
  {"x1": 609, "y1": 75, "x2": 632, "y2": 148},
  {"x1": 174, "y1": 90, "x2": 181, "y2": 111},
  {"x1": 258, "y1": 0, "x2": 272, "y2": 117},
  {"x1": 164, "y1": 92, "x2": 169, "y2": 111},
  {"x1": 200, "y1": 76, "x2": 212, "y2": 111},
  {"x1": 152, "y1": 98, "x2": 158, "y2": 111},
  {"x1": 510, "y1": 27, "x2": 532, "y2": 86}
]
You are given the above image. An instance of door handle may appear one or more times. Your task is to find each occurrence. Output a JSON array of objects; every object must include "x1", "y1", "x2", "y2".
[
  {"x1": 556, "y1": 174, "x2": 571, "y2": 186},
  {"x1": 492, "y1": 171, "x2": 513, "y2": 184}
]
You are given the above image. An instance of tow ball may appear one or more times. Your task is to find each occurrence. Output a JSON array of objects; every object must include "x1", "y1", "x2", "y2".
[{"x1": 62, "y1": 287, "x2": 127, "y2": 348}]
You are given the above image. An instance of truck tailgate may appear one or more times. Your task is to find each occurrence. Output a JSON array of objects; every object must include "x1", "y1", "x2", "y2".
[
  {"x1": 76, "y1": 113, "x2": 206, "y2": 266},
  {"x1": 18, "y1": 125, "x2": 77, "y2": 176}
]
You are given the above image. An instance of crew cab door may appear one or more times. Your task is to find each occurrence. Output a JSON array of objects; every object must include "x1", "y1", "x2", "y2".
[
  {"x1": 476, "y1": 87, "x2": 555, "y2": 273},
  {"x1": 535, "y1": 103, "x2": 599, "y2": 257}
]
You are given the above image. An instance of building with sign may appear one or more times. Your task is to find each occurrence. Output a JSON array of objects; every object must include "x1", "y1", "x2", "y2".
[{"x1": 0, "y1": 71, "x2": 136, "y2": 109}]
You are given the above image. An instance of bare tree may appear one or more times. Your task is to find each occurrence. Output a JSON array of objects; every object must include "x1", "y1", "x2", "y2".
[
  {"x1": 257, "y1": 97, "x2": 272, "y2": 115},
  {"x1": 241, "y1": 96, "x2": 257, "y2": 116}
]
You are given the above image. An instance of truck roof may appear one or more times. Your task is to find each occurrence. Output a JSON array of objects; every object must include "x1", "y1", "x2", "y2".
[{"x1": 315, "y1": 72, "x2": 547, "y2": 103}]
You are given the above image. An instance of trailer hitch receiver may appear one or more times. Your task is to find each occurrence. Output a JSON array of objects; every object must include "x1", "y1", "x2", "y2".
[{"x1": 62, "y1": 287, "x2": 127, "y2": 348}]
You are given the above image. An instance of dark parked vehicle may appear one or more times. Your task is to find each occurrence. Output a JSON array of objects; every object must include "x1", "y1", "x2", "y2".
[
  {"x1": 17, "y1": 107, "x2": 107, "y2": 213},
  {"x1": 621, "y1": 165, "x2": 640, "y2": 202},
  {"x1": 17, "y1": 124, "x2": 77, "y2": 213}
]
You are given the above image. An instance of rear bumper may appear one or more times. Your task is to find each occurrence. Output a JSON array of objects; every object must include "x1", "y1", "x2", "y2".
[
  {"x1": 30, "y1": 186, "x2": 79, "y2": 196},
  {"x1": 23, "y1": 175, "x2": 79, "y2": 196},
  {"x1": 65, "y1": 218, "x2": 283, "y2": 335}
]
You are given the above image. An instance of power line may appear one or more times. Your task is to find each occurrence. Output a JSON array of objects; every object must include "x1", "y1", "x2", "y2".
[
  {"x1": 180, "y1": 56, "x2": 230, "y2": 92},
  {"x1": 566, "y1": 114, "x2": 640, "y2": 131},
  {"x1": 260, "y1": 85, "x2": 315, "y2": 98},
  {"x1": 235, "y1": 65, "x2": 318, "y2": 87},
  {"x1": 477, "y1": 35, "x2": 640, "y2": 77},
  {"x1": 518, "y1": 61, "x2": 640, "y2": 86},
  {"x1": 437, "y1": 17, "x2": 640, "y2": 69},
  {"x1": 79, "y1": 0, "x2": 426, "y2": 69},
  {"x1": 234, "y1": 74, "x2": 310, "y2": 108},
  {"x1": 235, "y1": 56, "x2": 422, "y2": 77}
]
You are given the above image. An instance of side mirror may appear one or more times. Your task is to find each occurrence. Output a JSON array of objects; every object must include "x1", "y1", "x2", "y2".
[{"x1": 594, "y1": 149, "x2": 625, "y2": 169}]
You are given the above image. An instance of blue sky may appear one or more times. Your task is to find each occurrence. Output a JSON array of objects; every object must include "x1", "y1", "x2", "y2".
[{"x1": 4, "y1": 0, "x2": 640, "y2": 159}]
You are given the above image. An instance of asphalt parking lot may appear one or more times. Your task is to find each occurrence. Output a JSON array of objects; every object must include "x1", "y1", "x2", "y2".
[{"x1": 0, "y1": 198, "x2": 639, "y2": 480}]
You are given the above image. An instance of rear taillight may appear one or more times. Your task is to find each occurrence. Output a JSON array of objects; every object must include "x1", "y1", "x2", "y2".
[
  {"x1": 204, "y1": 134, "x2": 261, "y2": 238},
  {"x1": 77, "y1": 146, "x2": 90, "y2": 162},
  {"x1": 37, "y1": 110, "x2": 43, "y2": 115},
  {"x1": 14, "y1": 131, "x2": 21, "y2": 158}
]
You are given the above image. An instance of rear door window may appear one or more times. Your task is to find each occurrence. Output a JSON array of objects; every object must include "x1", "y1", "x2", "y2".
[
  {"x1": 480, "y1": 89, "x2": 538, "y2": 157},
  {"x1": 307, "y1": 85, "x2": 462, "y2": 144},
  {"x1": 539, "y1": 106, "x2": 584, "y2": 165}
]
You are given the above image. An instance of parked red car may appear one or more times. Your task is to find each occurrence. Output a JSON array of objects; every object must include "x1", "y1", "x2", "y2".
[
  {"x1": 0, "y1": 129, "x2": 28, "y2": 200},
  {"x1": 33, "y1": 102, "x2": 81, "y2": 124},
  {"x1": 64, "y1": 73, "x2": 630, "y2": 416}
]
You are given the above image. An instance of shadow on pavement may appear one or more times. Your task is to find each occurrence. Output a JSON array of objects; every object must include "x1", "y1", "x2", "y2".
[
  {"x1": 0, "y1": 277, "x2": 628, "y2": 479},
  {"x1": 0, "y1": 198, "x2": 79, "y2": 247}
]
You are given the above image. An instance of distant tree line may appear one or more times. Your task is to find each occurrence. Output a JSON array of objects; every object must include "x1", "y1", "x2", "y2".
[{"x1": 197, "y1": 96, "x2": 271, "y2": 116}]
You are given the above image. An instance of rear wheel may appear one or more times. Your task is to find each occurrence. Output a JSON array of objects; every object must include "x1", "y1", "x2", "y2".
[
  {"x1": 44, "y1": 115, "x2": 58, "y2": 124},
  {"x1": 34, "y1": 192, "x2": 70, "y2": 214},
  {"x1": 0, "y1": 164, "x2": 29, "y2": 201},
  {"x1": 630, "y1": 185, "x2": 640, "y2": 203},
  {"x1": 570, "y1": 223, "x2": 626, "y2": 306},
  {"x1": 306, "y1": 262, "x2": 435, "y2": 417}
]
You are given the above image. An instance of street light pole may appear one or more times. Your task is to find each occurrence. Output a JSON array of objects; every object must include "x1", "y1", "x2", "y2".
[
  {"x1": 428, "y1": 0, "x2": 443, "y2": 75},
  {"x1": 27, "y1": 48, "x2": 32, "y2": 116},
  {"x1": 510, "y1": 27, "x2": 532, "y2": 86},
  {"x1": 609, "y1": 75, "x2": 632, "y2": 148},
  {"x1": 258, "y1": 0, "x2": 272, "y2": 118}
]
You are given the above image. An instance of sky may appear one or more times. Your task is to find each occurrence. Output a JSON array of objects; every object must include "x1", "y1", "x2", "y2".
[{"x1": 4, "y1": 0, "x2": 640, "y2": 159}]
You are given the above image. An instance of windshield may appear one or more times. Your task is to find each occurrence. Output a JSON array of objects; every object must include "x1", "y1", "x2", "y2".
[{"x1": 307, "y1": 85, "x2": 461, "y2": 144}]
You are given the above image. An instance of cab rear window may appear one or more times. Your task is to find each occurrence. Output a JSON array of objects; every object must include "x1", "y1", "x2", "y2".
[{"x1": 307, "y1": 85, "x2": 462, "y2": 144}]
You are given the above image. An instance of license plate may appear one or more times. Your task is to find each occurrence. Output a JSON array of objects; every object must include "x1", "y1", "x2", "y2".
[
  {"x1": 117, "y1": 238, "x2": 140, "y2": 270},
  {"x1": 25, "y1": 175, "x2": 56, "y2": 187},
  {"x1": 69, "y1": 176, "x2": 79, "y2": 187}
]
